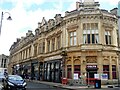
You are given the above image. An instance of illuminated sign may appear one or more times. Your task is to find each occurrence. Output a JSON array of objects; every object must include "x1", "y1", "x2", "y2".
[{"x1": 86, "y1": 65, "x2": 97, "y2": 69}]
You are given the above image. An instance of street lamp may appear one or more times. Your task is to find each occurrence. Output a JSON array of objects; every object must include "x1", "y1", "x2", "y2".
[{"x1": 0, "y1": 11, "x2": 12, "y2": 35}]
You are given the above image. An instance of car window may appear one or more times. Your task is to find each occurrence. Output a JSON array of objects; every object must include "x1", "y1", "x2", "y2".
[{"x1": 8, "y1": 75, "x2": 23, "y2": 81}]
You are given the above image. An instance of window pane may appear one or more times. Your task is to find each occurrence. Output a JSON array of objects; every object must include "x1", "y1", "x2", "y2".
[
  {"x1": 74, "y1": 32, "x2": 76, "y2": 36},
  {"x1": 87, "y1": 23, "x2": 90, "y2": 30},
  {"x1": 87, "y1": 34, "x2": 90, "y2": 43},
  {"x1": 67, "y1": 65, "x2": 72, "y2": 79},
  {"x1": 105, "y1": 35, "x2": 108, "y2": 44},
  {"x1": 83, "y1": 23, "x2": 86, "y2": 30},
  {"x1": 87, "y1": 30, "x2": 90, "y2": 34},
  {"x1": 47, "y1": 41, "x2": 50, "y2": 52},
  {"x1": 74, "y1": 37, "x2": 77, "y2": 45},
  {"x1": 103, "y1": 65, "x2": 109, "y2": 79},
  {"x1": 92, "y1": 34, "x2": 95, "y2": 43},
  {"x1": 95, "y1": 30, "x2": 98, "y2": 34},
  {"x1": 91, "y1": 23, "x2": 94, "y2": 30},
  {"x1": 83, "y1": 30, "x2": 87, "y2": 34},
  {"x1": 95, "y1": 23, "x2": 98, "y2": 29},
  {"x1": 91, "y1": 30, "x2": 95, "y2": 34},
  {"x1": 74, "y1": 65, "x2": 80, "y2": 77},
  {"x1": 70, "y1": 33, "x2": 73, "y2": 36},
  {"x1": 70, "y1": 37, "x2": 72, "y2": 45},
  {"x1": 105, "y1": 31, "x2": 107, "y2": 35},
  {"x1": 95, "y1": 34, "x2": 99, "y2": 43},
  {"x1": 43, "y1": 42, "x2": 45, "y2": 53},
  {"x1": 112, "y1": 65, "x2": 116, "y2": 79},
  {"x1": 83, "y1": 34, "x2": 87, "y2": 44},
  {"x1": 108, "y1": 31, "x2": 110, "y2": 35},
  {"x1": 83, "y1": 23, "x2": 99, "y2": 44},
  {"x1": 109, "y1": 36, "x2": 111, "y2": 44}
]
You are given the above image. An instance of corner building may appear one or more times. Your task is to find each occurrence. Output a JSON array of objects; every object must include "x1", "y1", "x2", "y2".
[{"x1": 9, "y1": 0, "x2": 119, "y2": 84}]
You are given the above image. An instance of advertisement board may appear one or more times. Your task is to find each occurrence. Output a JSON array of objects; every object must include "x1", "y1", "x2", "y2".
[
  {"x1": 73, "y1": 73, "x2": 78, "y2": 80},
  {"x1": 101, "y1": 74, "x2": 108, "y2": 80}
]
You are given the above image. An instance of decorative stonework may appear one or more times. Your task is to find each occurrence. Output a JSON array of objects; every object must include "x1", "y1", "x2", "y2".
[
  {"x1": 73, "y1": 56, "x2": 81, "y2": 60},
  {"x1": 67, "y1": 24, "x2": 78, "y2": 32},
  {"x1": 73, "y1": 56, "x2": 81, "y2": 64},
  {"x1": 103, "y1": 56, "x2": 109, "y2": 60},
  {"x1": 66, "y1": 56, "x2": 72, "y2": 61},
  {"x1": 103, "y1": 59, "x2": 109, "y2": 64},
  {"x1": 86, "y1": 56, "x2": 97, "y2": 63}
]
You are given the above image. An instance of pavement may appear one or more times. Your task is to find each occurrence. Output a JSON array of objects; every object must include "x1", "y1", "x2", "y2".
[{"x1": 26, "y1": 79, "x2": 119, "y2": 90}]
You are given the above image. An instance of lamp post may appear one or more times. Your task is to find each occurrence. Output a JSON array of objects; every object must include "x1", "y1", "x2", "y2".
[{"x1": 0, "y1": 11, "x2": 12, "y2": 35}]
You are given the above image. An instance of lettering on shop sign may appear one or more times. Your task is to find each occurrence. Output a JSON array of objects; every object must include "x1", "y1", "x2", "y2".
[{"x1": 86, "y1": 65, "x2": 97, "y2": 69}]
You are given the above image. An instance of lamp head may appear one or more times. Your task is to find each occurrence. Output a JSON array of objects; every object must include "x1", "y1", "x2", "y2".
[{"x1": 7, "y1": 16, "x2": 12, "y2": 20}]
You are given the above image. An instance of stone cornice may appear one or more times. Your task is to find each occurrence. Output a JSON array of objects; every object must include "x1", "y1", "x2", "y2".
[{"x1": 67, "y1": 24, "x2": 78, "y2": 32}]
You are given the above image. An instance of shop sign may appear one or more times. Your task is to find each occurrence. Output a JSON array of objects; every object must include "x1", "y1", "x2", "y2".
[
  {"x1": 44, "y1": 55, "x2": 62, "y2": 61},
  {"x1": 86, "y1": 65, "x2": 97, "y2": 69}
]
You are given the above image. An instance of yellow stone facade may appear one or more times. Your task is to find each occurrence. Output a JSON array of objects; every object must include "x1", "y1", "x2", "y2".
[{"x1": 9, "y1": 0, "x2": 119, "y2": 84}]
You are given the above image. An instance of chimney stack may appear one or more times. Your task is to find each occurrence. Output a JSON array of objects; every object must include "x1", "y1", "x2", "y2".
[{"x1": 76, "y1": 2, "x2": 80, "y2": 10}]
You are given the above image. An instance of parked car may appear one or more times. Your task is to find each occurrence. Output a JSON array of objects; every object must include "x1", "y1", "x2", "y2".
[
  {"x1": 2, "y1": 75, "x2": 27, "y2": 90},
  {"x1": 0, "y1": 74, "x2": 5, "y2": 81},
  {"x1": 0, "y1": 68, "x2": 8, "y2": 81}
]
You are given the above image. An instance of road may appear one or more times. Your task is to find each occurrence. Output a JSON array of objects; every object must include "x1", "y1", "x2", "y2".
[
  {"x1": 18, "y1": 81, "x2": 120, "y2": 90},
  {"x1": 26, "y1": 81, "x2": 67, "y2": 90},
  {"x1": 0, "y1": 81, "x2": 120, "y2": 90}
]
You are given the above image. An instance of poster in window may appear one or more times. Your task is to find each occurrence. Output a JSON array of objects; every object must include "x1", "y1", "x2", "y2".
[
  {"x1": 94, "y1": 74, "x2": 100, "y2": 79},
  {"x1": 73, "y1": 73, "x2": 78, "y2": 80},
  {"x1": 101, "y1": 74, "x2": 108, "y2": 80}
]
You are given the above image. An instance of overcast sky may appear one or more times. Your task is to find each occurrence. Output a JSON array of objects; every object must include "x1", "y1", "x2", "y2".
[{"x1": 0, "y1": 0, "x2": 119, "y2": 55}]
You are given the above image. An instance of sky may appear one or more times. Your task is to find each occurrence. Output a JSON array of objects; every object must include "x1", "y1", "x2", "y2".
[{"x1": 0, "y1": 0, "x2": 119, "y2": 55}]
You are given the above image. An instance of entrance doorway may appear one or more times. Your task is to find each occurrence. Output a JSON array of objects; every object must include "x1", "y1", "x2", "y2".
[
  {"x1": 87, "y1": 70, "x2": 97, "y2": 78},
  {"x1": 86, "y1": 65, "x2": 98, "y2": 84}
]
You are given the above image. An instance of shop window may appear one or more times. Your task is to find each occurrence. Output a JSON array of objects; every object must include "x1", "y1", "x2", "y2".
[
  {"x1": 103, "y1": 65, "x2": 109, "y2": 79},
  {"x1": 67, "y1": 65, "x2": 72, "y2": 79},
  {"x1": 44, "y1": 63, "x2": 47, "y2": 80},
  {"x1": 112, "y1": 65, "x2": 117, "y2": 79},
  {"x1": 74, "y1": 65, "x2": 80, "y2": 77}
]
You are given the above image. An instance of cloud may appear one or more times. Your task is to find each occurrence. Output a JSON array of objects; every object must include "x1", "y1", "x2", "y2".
[
  {"x1": 0, "y1": 0, "x2": 70, "y2": 55},
  {"x1": 0, "y1": 0, "x2": 119, "y2": 55},
  {"x1": 97, "y1": 0, "x2": 119, "y2": 5}
]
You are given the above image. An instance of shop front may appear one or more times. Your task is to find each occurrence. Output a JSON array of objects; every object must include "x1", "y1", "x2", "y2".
[
  {"x1": 31, "y1": 60, "x2": 39, "y2": 80},
  {"x1": 86, "y1": 65, "x2": 98, "y2": 84},
  {"x1": 43, "y1": 55, "x2": 62, "y2": 83}
]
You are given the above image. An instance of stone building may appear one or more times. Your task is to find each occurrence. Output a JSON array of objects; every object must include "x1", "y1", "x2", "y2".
[
  {"x1": 9, "y1": 0, "x2": 119, "y2": 84},
  {"x1": 0, "y1": 54, "x2": 9, "y2": 68}
]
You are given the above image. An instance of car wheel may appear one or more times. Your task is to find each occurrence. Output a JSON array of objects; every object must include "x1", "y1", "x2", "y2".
[
  {"x1": 23, "y1": 88, "x2": 26, "y2": 90},
  {"x1": 4, "y1": 87, "x2": 9, "y2": 90}
]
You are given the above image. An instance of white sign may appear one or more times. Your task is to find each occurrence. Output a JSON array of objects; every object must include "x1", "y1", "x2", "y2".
[
  {"x1": 101, "y1": 74, "x2": 108, "y2": 80},
  {"x1": 94, "y1": 74, "x2": 100, "y2": 79},
  {"x1": 44, "y1": 55, "x2": 62, "y2": 61},
  {"x1": 73, "y1": 73, "x2": 78, "y2": 80}
]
